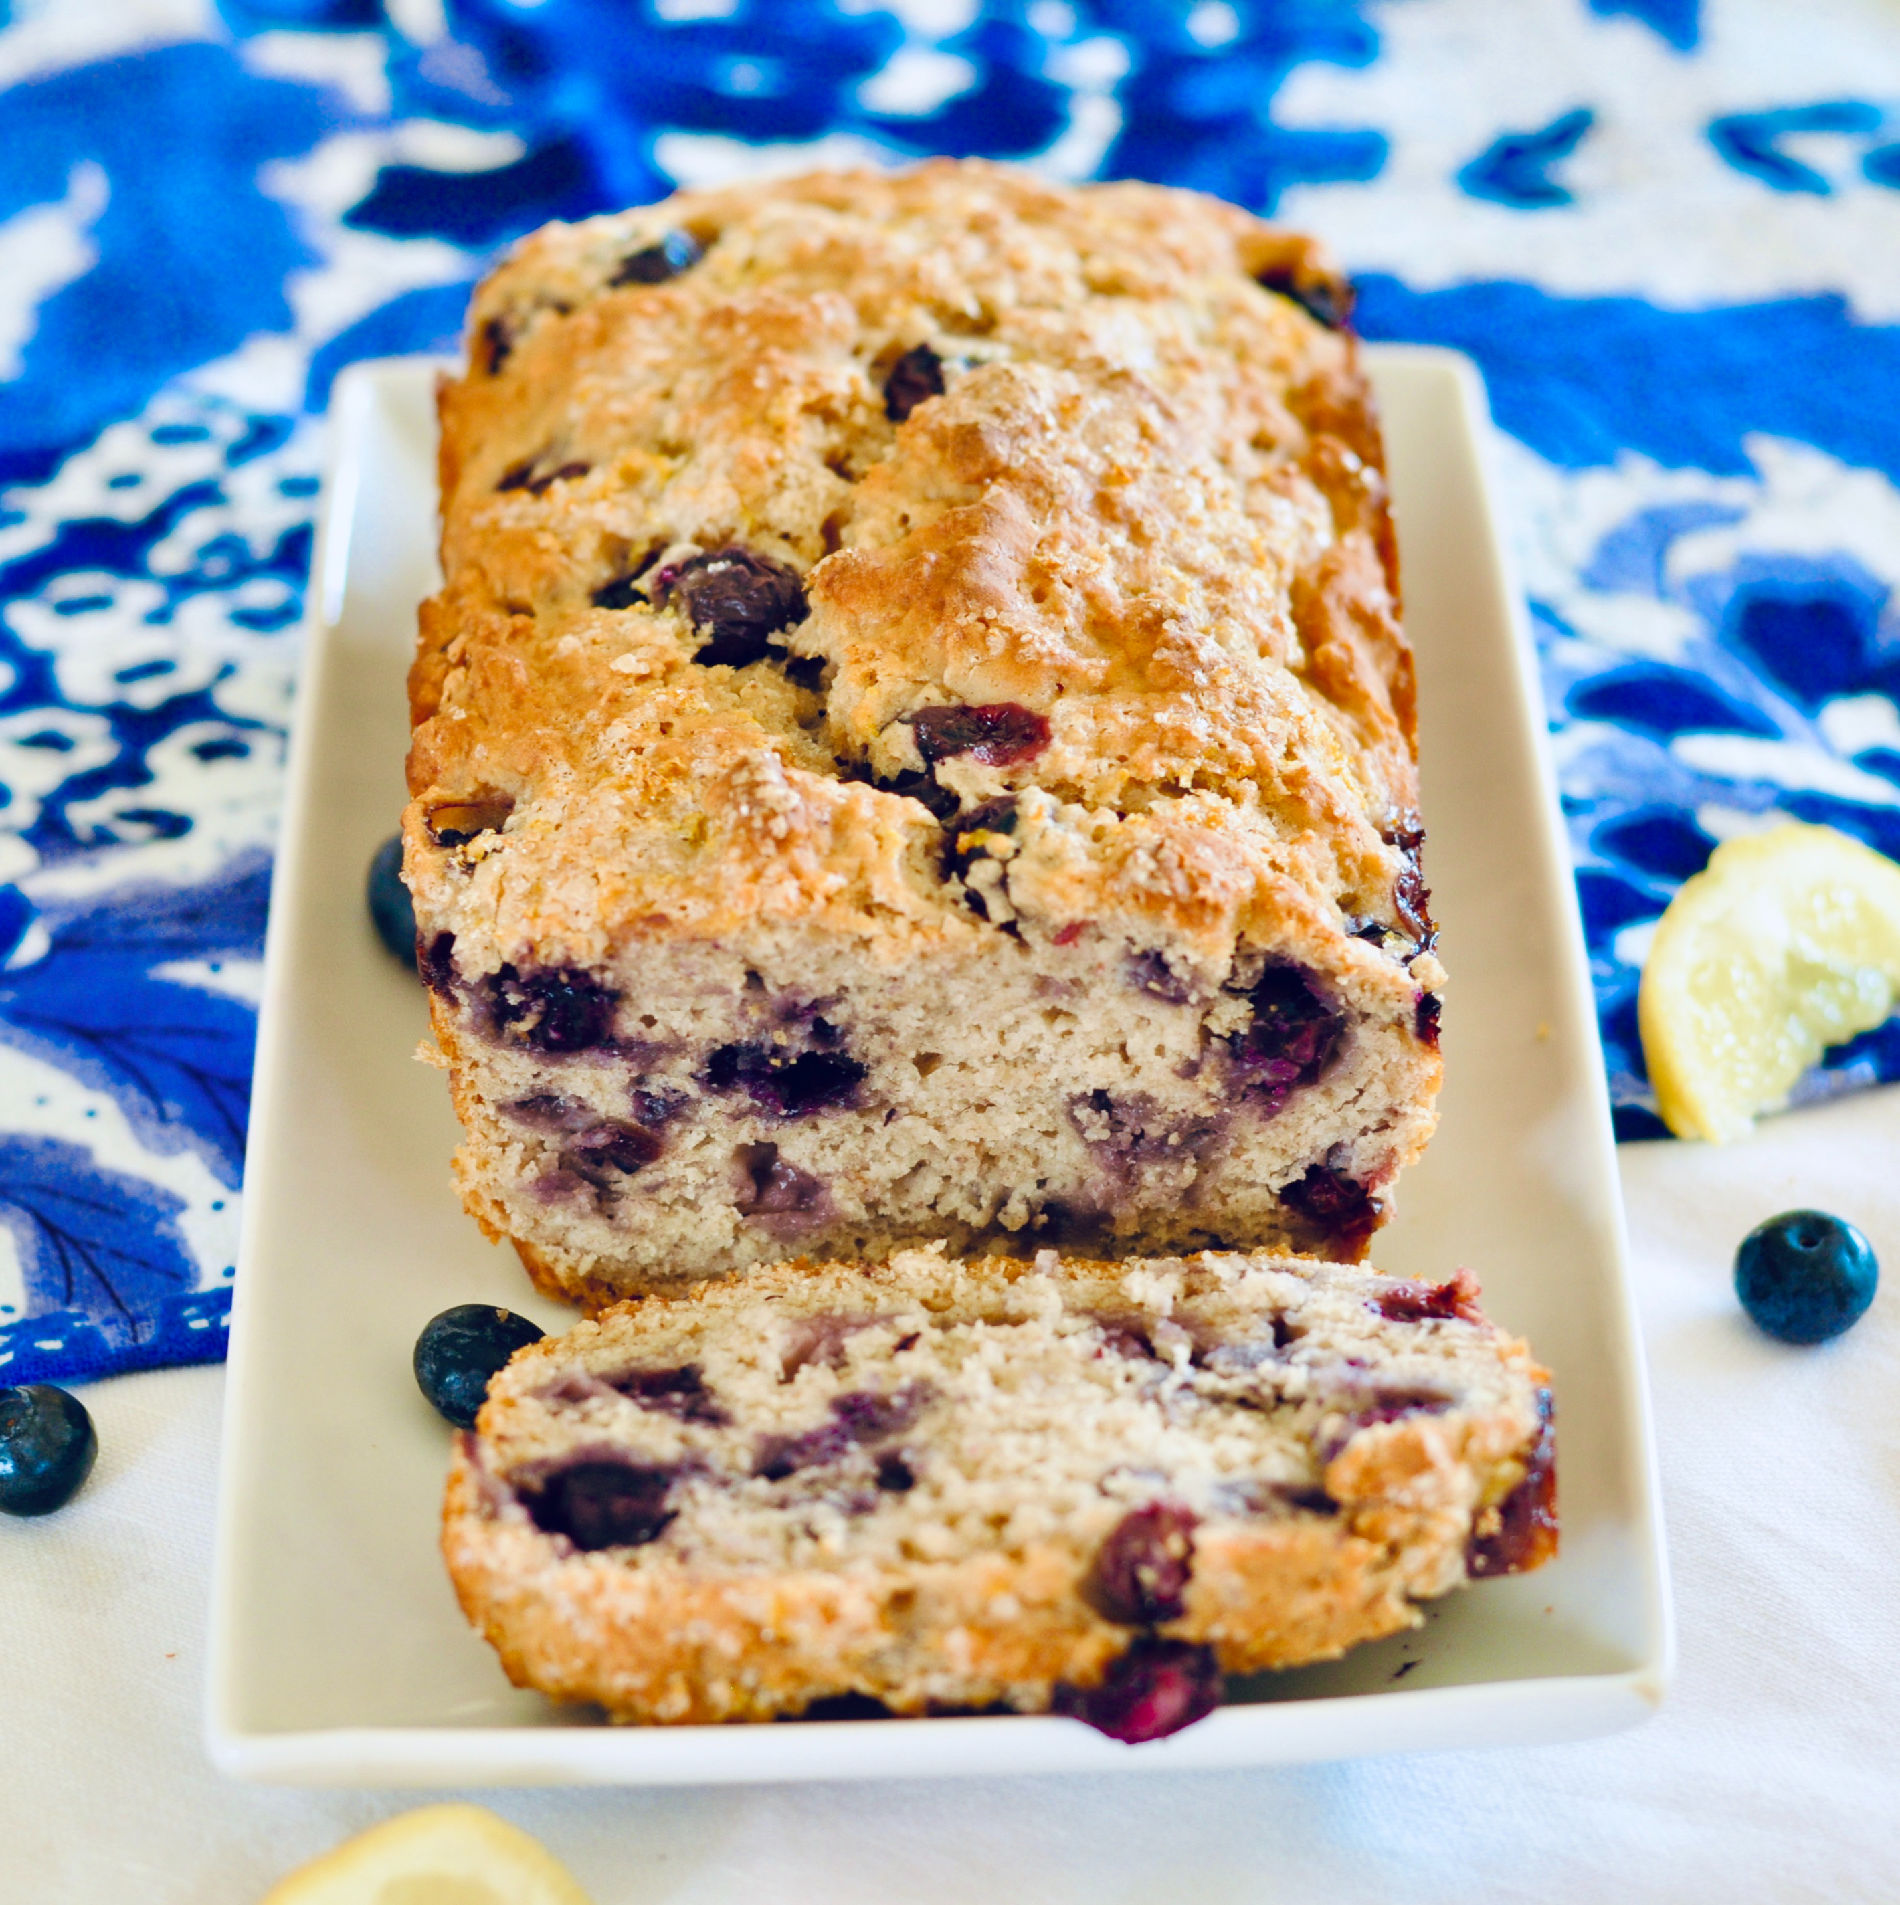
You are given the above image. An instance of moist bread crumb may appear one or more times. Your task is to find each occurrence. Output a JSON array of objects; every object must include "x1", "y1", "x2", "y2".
[
  {"x1": 442, "y1": 1246, "x2": 1554, "y2": 1732},
  {"x1": 406, "y1": 158, "x2": 1442, "y2": 1299}
]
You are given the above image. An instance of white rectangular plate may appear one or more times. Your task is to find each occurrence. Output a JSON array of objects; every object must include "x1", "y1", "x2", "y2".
[{"x1": 208, "y1": 348, "x2": 1671, "y2": 1785}]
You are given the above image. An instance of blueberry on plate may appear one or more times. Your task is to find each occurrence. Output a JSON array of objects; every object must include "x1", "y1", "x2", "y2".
[
  {"x1": 1734, "y1": 1209, "x2": 1878, "y2": 1345},
  {"x1": 367, "y1": 834, "x2": 418, "y2": 969},
  {"x1": 0, "y1": 1384, "x2": 99, "y2": 1516},
  {"x1": 414, "y1": 1305, "x2": 547, "y2": 1428}
]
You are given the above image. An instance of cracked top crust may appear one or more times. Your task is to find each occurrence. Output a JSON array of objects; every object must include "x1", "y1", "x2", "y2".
[{"x1": 406, "y1": 160, "x2": 1421, "y2": 985}]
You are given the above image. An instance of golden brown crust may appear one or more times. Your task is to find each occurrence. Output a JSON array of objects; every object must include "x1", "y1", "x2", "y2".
[{"x1": 405, "y1": 160, "x2": 1424, "y2": 974}]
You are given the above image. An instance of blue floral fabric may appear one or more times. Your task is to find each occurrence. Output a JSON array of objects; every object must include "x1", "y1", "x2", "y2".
[{"x1": 3, "y1": 0, "x2": 1898, "y2": 1381}]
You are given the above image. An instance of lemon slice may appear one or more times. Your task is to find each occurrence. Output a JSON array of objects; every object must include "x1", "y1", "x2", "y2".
[
  {"x1": 1639, "y1": 820, "x2": 1900, "y2": 1143},
  {"x1": 260, "y1": 1804, "x2": 594, "y2": 1905}
]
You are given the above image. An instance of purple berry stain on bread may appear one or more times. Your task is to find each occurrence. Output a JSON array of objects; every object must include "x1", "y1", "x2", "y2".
[
  {"x1": 1382, "y1": 816, "x2": 1434, "y2": 943},
  {"x1": 1469, "y1": 1388, "x2": 1558, "y2": 1577},
  {"x1": 1053, "y1": 1638, "x2": 1223, "y2": 1743},
  {"x1": 909, "y1": 702, "x2": 1050, "y2": 767},
  {"x1": 657, "y1": 546, "x2": 806, "y2": 667},
  {"x1": 733, "y1": 1143, "x2": 829, "y2": 1232},
  {"x1": 561, "y1": 1119, "x2": 662, "y2": 1185},
  {"x1": 884, "y1": 343, "x2": 945, "y2": 421},
  {"x1": 777, "y1": 1313, "x2": 888, "y2": 1380},
  {"x1": 1283, "y1": 1153, "x2": 1384, "y2": 1255},
  {"x1": 496, "y1": 454, "x2": 590, "y2": 496},
  {"x1": 418, "y1": 931, "x2": 458, "y2": 993},
  {"x1": 707, "y1": 1040, "x2": 866, "y2": 1117},
  {"x1": 526, "y1": 1457, "x2": 678, "y2": 1549},
  {"x1": 610, "y1": 229, "x2": 701, "y2": 285},
  {"x1": 608, "y1": 1363, "x2": 729, "y2": 1426},
  {"x1": 1087, "y1": 1503, "x2": 1198, "y2": 1624},
  {"x1": 1125, "y1": 950, "x2": 1195, "y2": 1004},
  {"x1": 1229, "y1": 964, "x2": 1345, "y2": 1111},
  {"x1": 1415, "y1": 991, "x2": 1442, "y2": 1049},
  {"x1": 754, "y1": 1385, "x2": 927, "y2": 1481},
  {"x1": 486, "y1": 965, "x2": 617, "y2": 1053}
]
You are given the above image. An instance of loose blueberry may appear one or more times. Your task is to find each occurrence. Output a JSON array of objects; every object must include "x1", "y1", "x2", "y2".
[
  {"x1": 1086, "y1": 1503, "x2": 1198, "y2": 1624},
  {"x1": 1469, "y1": 1388, "x2": 1558, "y2": 1576},
  {"x1": 1052, "y1": 1638, "x2": 1223, "y2": 1743},
  {"x1": 1734, "y1": 1209, "x2": 1879, "y2": 1345},
  {"x1": 0, "y1": 1384, "x2": 98, "y2": 1516},
  {"x1": 366, "y1": 835, "x2": 418, "y2": 968},
  {"x1": 656, "y1": 546, "x2": 806, "y2": 667},
  {"x1": 908, "y1": 702, "x2": 1050, "y2": 768},
  {"x1": 883, "y1": 343, "x2": 946, "y2": 422},
  {"x1": 609, "y1": 229, "x2": 701, "y2": 286},
  {"x1": 414, "y1": 1304, "x2": 547, "y2": 1430},
  {"x1": 526, "y1": 1457, "x2": 678, "y2": 1549}
]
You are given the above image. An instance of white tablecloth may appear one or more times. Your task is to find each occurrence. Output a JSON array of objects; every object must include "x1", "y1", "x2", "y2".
[{"x1": 11, "y1": 1087, "x2": 1899, "y2": 1903}]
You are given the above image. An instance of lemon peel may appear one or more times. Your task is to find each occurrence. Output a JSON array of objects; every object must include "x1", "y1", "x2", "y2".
[
  {"x1": 1638, "y1": 820, "x2": 1900, "y2": 1143},
  {"x1": 259, "y1": 1803, "x2": 594, "y2": 1905}
]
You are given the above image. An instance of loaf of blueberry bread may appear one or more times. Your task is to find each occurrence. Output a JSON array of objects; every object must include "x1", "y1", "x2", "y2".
[
  {"x1": 442, "y1": 1247, "x2": 1554, "y2": 1735},
  {"x1": 406, "y1": 160, "x2": 1441, "y2": 1303}
]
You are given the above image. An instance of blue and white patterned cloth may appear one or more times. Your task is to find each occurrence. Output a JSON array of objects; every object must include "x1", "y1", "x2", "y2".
[{"x1": 3, "y1": 0, "x2": 1898, "y2": 1383}]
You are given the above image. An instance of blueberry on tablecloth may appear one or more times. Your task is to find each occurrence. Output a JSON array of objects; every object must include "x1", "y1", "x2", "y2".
[
  {"x1": 1734, "y1": 1210, "x2": 1878, "y2": 1344},
  {"x1": 0, "y1": 1384, "x2": 98, "y2": 1516}
]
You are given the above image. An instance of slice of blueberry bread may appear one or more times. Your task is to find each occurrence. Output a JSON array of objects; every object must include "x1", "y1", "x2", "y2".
[
  {"x1": 441, "y1": 1247, "x2": 1554, "y2": 1736},
  {"x1": 405, "y1": 160, "x2": 1441, "y2": 1302}
]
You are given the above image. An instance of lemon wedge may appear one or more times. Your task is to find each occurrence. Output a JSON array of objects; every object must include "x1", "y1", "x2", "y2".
[
  {"x1": 260, "y1": 1804, "x2": 594, "y2": 1905},
  {"x1": 1639, "y1": 820, "x2": 1900, "y2": 1143}
]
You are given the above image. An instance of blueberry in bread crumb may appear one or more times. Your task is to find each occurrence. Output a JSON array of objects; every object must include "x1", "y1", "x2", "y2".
[
  {"x1": 525, "y1": 1457, "x2": 678, "y2": 1548},
  {"x1": 1086, "y1": 1502, "x2": 1198, "y2": 1624},
  {"x1": 656, "y1": 545, "x2": 807, "y2": 667},
  {"x1": 1734, "y1": 1210, "x2": 1878, "y2": 1344},
  {"x1": 366, "y1": 835, "x2": 418, "y2": 967},
  {"x1": 883, "y1": 342, "x2": 945, "y2": 421},
  {"x1": 1253, "y1": 263, "x2": 1353, "y2": 331},
  {"x1": 414, "y1": 1304, "x2": 547, "y2": 1429},
  {"x1": 1053, "y1": 1637, "x2": 1224, "y2": 1743},
  {"x1": 908, "y1": 701, "x2": 1050, "y2": 767},
  {"x1": 1467, "y1": 1387, "x2": 1558, "y2": 1577},
  {"x1": 0, "y1": 1383, "x2": 97, "y2": 1516},
  {"x1": 609, "y1": 229, "x2": 701, "y2": 286},
  {"x1": 484, "y1": 965, "x2": 617, "y2": 1054}
]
